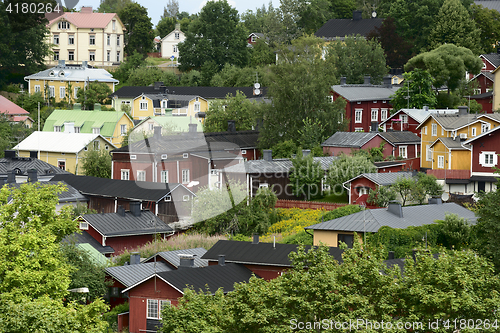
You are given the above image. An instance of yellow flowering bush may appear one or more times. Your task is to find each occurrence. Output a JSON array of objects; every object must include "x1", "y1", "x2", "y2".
[{"x1": 262, "y1": 208, "x2": 325, "y2": 240}]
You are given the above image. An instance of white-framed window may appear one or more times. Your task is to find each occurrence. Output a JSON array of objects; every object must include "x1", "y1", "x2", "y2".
[
  {"x1": 117, "y1": 35, "x2": 120, "y2": 46},
  {"x1": 241, "y1": 149, "x2": 247, "y2": 155},
  {"x1": 381, "y1": 109, "x2": 387, "y2": 121},
  {"x1": 68, "y1": 51, "x2": 74, "y2": 61},
  {"x1": 426, "y1": 145, "x2": 432, "y2": 161},
  {"x1": 59, "y1": 86, "x2": 65, "y2": 99},
  {"x1": 183, "y1": 153, "x2": 188, "y2": 158},
  {"x1": 165, "y1": 195, "x2": 172, "y2": 202},
  {"x1": 399, "y1": 146, "x2": 407, "y2": 159},
  {"x1": 107, "y1": 34, "x2": 110, "y2": 45},
  {"x1": 117, "y1": 51, "x2": 120, "y2": 62},
  {"x1": 49, "y1": 86, "x2": 55, "y2": 98},
  {"x1": 121, "y1": 124, "x2": 126, "y2": 135},
  {"x1": 34, "y1": 85, "x2": 41, "y2": 93},
  {"x1": 474, "y1": 88, "x2": 481, "y2": 95},
  {"x1": 92, "y1": 128, "x2": 100, "y2": 134},
  {"x1": 438, "y1": 155, "x2": 444, "y2": 169},
  {"x1": 383, "y1": 100, "x2": 387, "y2": 104},
  {"x1": 148, "y1": 123, "x2": 154, "y2": 131},
  {"x1": 401, "y1": 114, "x2": 408, "y2": 123},
  {"x1": 89, "y1": 35, "x2": 95, "y2": 45},
  {"x1": 130, "y1": 155, "x2": 137, "y2": 160},
  {"x1": 137, "y1": 170, "x2": 146, "y2": 182},
  {"x1": 58, "y1": 159, "x2": 66, "y2": 170},
  {"x1": 161, "y1": 154, "x2": 167, "y2": 159},
  {"x1": 147, "y1": 299, "x2": 159, "y2": 319},
  {"x1": 175, "y1": 32, "x2": 180, "y2": 39},
  {"x1": 121, "y1": 169, "x2": 129, "y2": 180},
  {"x1": 58, "y1": 21, "x2": 70, "y2": 29},
  {"x1": 194, "y1": 103, "x2": 200, "y2": 112},
  {"x1": 482, "y1": 123, "x2": 491, "y2": 133},
  {"x1": 53, "y1": 51, "x2": 59, "y2": 61},
  {"x1": 93, "y1": 141, "x2": 100, "y2": 150},
  {"x1": 183, "y1": 195, "x2": 190, "y2": 201},
  {"x1": 354, "y1": 127, "x2": 364, "y2": 132},
  {"x1": 259, "y1": 183, "x2": 269, "y2": 188},
  {"x1": 68, "y1": 34, "x2": 74, "y2": 45},
  {"x1": 173, "y1": 45, "x2": 178, "y2": 53},
  {"x1": 53, "y1": 35, "x2": 59, "y2": 44},
  {"x1": 161, "y1": 170, "x2": 168, "y2": 183},
  {"x1": 162, "y1": 100, "x2": 167, "y2": 108},
  {"x1": 441, "y1": 127, "x2": 444, "y2": 135},
  {"x1": 140, "y1": 101, "x2": 148, "y2": 110},
  {"x1": 122, "y1": 100, "x2": 131, "y2": 105},
  {"x1": 74, "y1": 87, "x2": 79, "y2": 99},
  {"x1": 432, "y1": 123, "x2": 437, "y2": 136},
  {"x1": 112, "y1": 20, "x2": 116, "y2": 31},
  {"x1": 423, "y1": 126, "x2": 427, "y2": 135},
  {"x1": 371, "y1": 109, "x2": 378, "y2": 122},
  {"x1": 355, "y1": 109, "x2": 362, "y2": 123},
  {"x1": 472, "y1": 127, "x2": 476, "y2": 136},
  {"x1": 479, "y1": 151, "x2": 498, "y2": 167},
  {"x1": 79, "y1": 221, "x2": 88, "y2": 230},
  {"x1": 182, "y1": 169, "x2": 190, "y2": 183},
  {"x1": 107, "y1": 51, "x2": 110, "y2": 62},
  {"x1": 89, "y1": 51, "x2": 95, "y2": 61},
  {"x1": 54, "y1": 126, "x2": 61, "y2": 132},
  {"x1": 74, "y1": 127, "x2": 80, "y2": 133}
]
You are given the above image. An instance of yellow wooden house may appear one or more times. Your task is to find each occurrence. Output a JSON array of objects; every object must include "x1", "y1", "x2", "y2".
[{"x1": 131, "y1": 93, "x2": 208, "y2": 120}]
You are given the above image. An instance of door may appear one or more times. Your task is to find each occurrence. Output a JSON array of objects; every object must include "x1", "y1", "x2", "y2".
[{"x1": 478, "y1": 181, "x2": 486, "y2": 192}]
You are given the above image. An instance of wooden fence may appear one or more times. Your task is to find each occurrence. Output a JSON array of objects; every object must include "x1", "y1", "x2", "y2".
[{"x1": 275, "y1": 199, "x2": 347, "y2": 210}]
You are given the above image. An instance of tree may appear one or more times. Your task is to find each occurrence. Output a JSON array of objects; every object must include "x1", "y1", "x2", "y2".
[
  {"x1": 241, "y1": 5, "x2": 269, "y2": 33},
  {"x1": 367, "y1": 185, "x2": 397, "y2": 207},
  {"x1": 81, "y1": 147, "x2": 112, "y2": 178},
  {"x1": 119, "y1": 3, "x2": 154, "y2": 57},
  {"x1": 270, "y1": 139, "x2": 298, "y2": 159},
  {"x1": 298, "y1": 0, "x2": 332, "y2": 34},
  {"x1": 474, "y1": 187, "x2": 500, "y2": 271},
  {"x1": 289, "y1": 149, "x2": 324, "y2": 200},
  {"x1": 390, "y1": 69, "x2": 438, "y2": 110},
  {"x1": 203, "y1": 91, "x2": 262, "y2": 133},
  {"x1": 326, "y1": 154, "x2": 377, "y2": 194},
  {"x1": 392, "y1": 176, "x2": 416, "y2": 206},
  {"x1": 98, "y1": 0, "x2": 132, "y2": 13},
  {"x1": 156, "y1": 16, "x2": 176, "y2": 39},
  {"x1": 471, "y1": 4, "x2": 500, "y2": 54},
  {"x1": 260, "y1": 36, "x2": 346, "y2": 148},
  {"x1": 76, "y1": 82, "x2": 113, "y2": 110},
  {"x1": 428, "y1": 0, "x2": 481, "y2": 54},
  {"x1": 162, "y1": 0, "x2": 179, "y2": 19},
  {"x1": 438, "y1": 213, "x2": 471, "y2": 250},
  {"x1": 329, "y1": 0, "x2": 356, "y2": 18},
  {"x1": 249, "y1": 39, "x2": 276, "y2": 67},
  {"x1": 326, "y1": 35, "x2": 388, "y2": 84},
  {"x1": 127, "y1": 66, "x2": 178, "y2": 86},
  {"x1": 178, "y1": 0, "x2": 249, "y2": 72},
  {"x1": 406, "y1": 44, "x2": 484, "y2": 93}
]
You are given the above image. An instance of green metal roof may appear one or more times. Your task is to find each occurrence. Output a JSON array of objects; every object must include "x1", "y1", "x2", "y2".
[
  {"x1": 43, "y1": 109, "x2": 129, "y2": 137},
  {"x1": 77, "y1": 243, "x2": 109, "y2": 266}
]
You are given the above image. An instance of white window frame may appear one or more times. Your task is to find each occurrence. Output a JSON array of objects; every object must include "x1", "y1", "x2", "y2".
[
  {"x1": 182, "y1": 195, "x2": 190, "y2": 201},
  {"x1": 147, "y1": 299, "x2": 159, "y2": 319},
  {"x1": 34, "y1": 85, "x2": 41, "y2": 93},
  {"x1": 148, "y1": 123, "x2": 154, "y2": 131},
  {"x1": 112, "y1": 20, "x2": 116, "y2": 31},
  {"x1": 401, "y1": 114, "x2": 408, "y2": 123},
  {"x1": 173, "y1": 44, "x2": 178, "y2": 53},
  {"x1": 354, "y1": 109, "x2": 362, "y2": 123},
  {"x1": 89, "y1": 34, "x2": 95, "y2": 45},
  {"x1": 399, "y1": 145, "x2": 407, "y2": 159},
  {"x1": 183, "y1": 153, "x2": 188, "y2": 158},
  {"x1": 175, "y1": 32, "x2": 180, "y2": 39},
  {"x1": 117, "y1": 35, "x2": 120, "y2": 46},
  {"x1": 68, "y1": 51, "x2": 74, "y2": 61},
  {"x1": 121, "y1": 169, "x2": 129, "y2": 180},
  {"x1": 107, "y1": 34, "x2": 110, "y2": 46},
  {"x1": 107, "y1": 51, "x2": 110, "y2": 62},
  {"x1": 482, "y1": 123, "x2": 491, "y2": 133},
  {"x1": 68, "y1": 34, "x2": 74, "y2": 45},
  {"x1": 92, "y1": 128, "x2": 100, "y2": 134},
  {"x1": 241, "y1": 149, "x2": 247, "y2": 155},
  {"x1": 58, "y1": 159, "x2": 66, "y2": 170},
  {"x1": 53, "y1": 50, "x2": 59, "y2": 61},
  {"x1": 472, "y1": 127, "x2": 476, "y2": 136},
  {"x1": 371, "y1": 109, "x2": 378, "y2": 122},
  {"x1": 423, "y1": 126, "x2": 427, "y2": 135},
  {"x1": 165, "y1": 195, "x2": 172, "y2": 202},
  {"x1": 59, "y1": 86, "x2": 65, "y2": 99},
  {"x1": 194, "y1": 102, "x2": 200, "y2": 112},
  {"x1": 74, "y1": 127, "x2": 80, "y2": 133},
  {"x1": 181, "y1": 169, "x2": 190, "y2": 183},
  {"x1": 354, "y1": 127, "x2": 364, "y2": 132},
  {"x1": 74, "y1": 87, "x2": 79, "y2": 99},
  {"x1": 161, "y1": 170, "x2": 168, "y2": 183},
  {"x1": 117, "y1": 51, "x2": 120, "y2": 62},
  {"x1": 381, "y1": 109, "x2": 387, "y2": 121},
  {"x1": 140, "y1": 101, "x2": 148, "y2": 110},
  {"x1": 130, "y1": 155, "x2": 137, "y2": 160},
  {"x1": 432, "y1": 123, "x2": 437, "y2": 136},
  {"x1": 79, "y1": 221, "x2": 88, "y2": 230},
  {"x1": 53, "y1": 35, "x2": 59, "y2": 44},
  {"x1": 54, "y1": 126, "x2": 61, "y2": 132},
  {"x1": 49, "y1": 86, "x2": 55, "y2": 98},
  {"x1": 121, "y1": 124, "x2": 126, "y2": 135},
  {"x1": 426, "y1": 145, "x2": 432, "y2": 162},
  {"x1": 137, "y1": 170, "x2": 146, "y2": 182},
  {"x1": 479, "y1": 151, "x2": 498, "y2": 167},
  {"x1": 438, "y1": 155, "x2": 444, "y2": 169},
  {"x1": 89, "y1": 51, "x2": 95, "y2": 61}
]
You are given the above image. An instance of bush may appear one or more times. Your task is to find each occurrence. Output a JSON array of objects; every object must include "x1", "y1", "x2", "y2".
[{"x1": 103, "y1": 302, "x2": 129, "y2": 332}]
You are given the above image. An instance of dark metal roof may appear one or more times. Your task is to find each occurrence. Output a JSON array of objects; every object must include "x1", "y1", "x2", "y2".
[
  {"x1": 373, "y1": 161, "x2": 406, "y2": 168},
  {"x1": 470, "y1": 91, "x2": 493, "y2": 99},
  {"x1": 481, "y1": 52, "x2": 500, "y2": 67},
  {"x1": 110, "y1": 85, "x2": 166, "y2": 98},
  {"x1": 379, "y1": 131, "x2": 421, "y2": 144},
  {"x1": 106, "y1": 262, "x2": 173, "y2": 287},
  {"x1": 445, "y1": 179, "x2": 471, "y2": 184},
  {"x1": 62, "y1": 230, "x2": 115, "y2": 254},
  {"x1": 146, "y1": 248, "x2": 208, "y2": 268},
  {"x1": 346, "y1": 171, "x2": 415, "y2": 186},
  {"x1": 8, "y1": 180, "x2": 88, "y2": 203},
  {"x1": 331, "y1": 84, "x2": 400, "y2": 102},
  {"x1": 201, "y1": 240, "x2": 344, "y2": 266},
  {"x1": 469, "y1": 175, "x2": 498, "y2": 182},
  {"x1": 50, "y1": 174, "x2": 189, "y2": 202},
  {"x1": 322, "y1": 132, "x2": 378, "y2": 147},
  {"x1": 433, "y1": 137, "x2": 469, "y2": 149},
  {"x1": 223, "y1": 156, "x2": 337, "y2": 174},
  {"x1": 162, "y1": 86, "x2": 267, "y2": 99},
  {"x1": 0, "y1": 156, "x2": 70, "y2": 176},
  {"x1": 305, "y1": 202, "x2": 477, "y2": 232},
  {"x1": 315, "y1": 18, "x2": 384, "y2": 40},
  {"x1": 82, "y1": 210, "x2": 173, "y2": 237}
]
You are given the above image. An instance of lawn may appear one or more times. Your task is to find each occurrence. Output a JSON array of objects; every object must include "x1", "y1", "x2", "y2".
[
  {"x1": 312, "y1": 191, "x2": 349, "y2": 203},
  {"x1": 145, "y1": 57, "x2": 170, "y2": 66}
]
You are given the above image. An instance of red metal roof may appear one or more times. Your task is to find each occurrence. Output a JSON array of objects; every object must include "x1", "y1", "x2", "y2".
[
  {"x1": 0, "y1": 95, "x2": 29, "y2": 116},
  {"x1": 46, "y1": 10, "x2": 120, "y2": 29}
]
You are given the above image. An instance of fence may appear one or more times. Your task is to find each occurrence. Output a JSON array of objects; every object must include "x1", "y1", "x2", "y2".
[{"x1": 275, "y1": 199, "x2": 347, "y2": 210}]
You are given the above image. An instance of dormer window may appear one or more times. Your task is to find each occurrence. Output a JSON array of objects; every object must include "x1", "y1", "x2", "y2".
[
  {"x1": 58, "y1": 21, "x2": 70, "y2": 30},
  {"x1": 59, "y1": 71, "x2": 65, "y2": 77},
  {"x1": 175, "y1": 32, "x2": 180, "y2": 39},
  {"x1": 49, "y1": 71, "x2": 55, "y2": 77}
]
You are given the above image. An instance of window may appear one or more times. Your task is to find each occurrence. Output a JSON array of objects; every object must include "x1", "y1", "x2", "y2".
[
  {"x1": 58, "y1": 21, "x2": 70, "y2": 29},
  {"x1": 121, "y1": 124, "x2": 126, "y2": 135},
  {"x1": 68, "y1": 51, "x2": 74, "y2": 61},
  {"x1": 107, "y1": 34, "x2": 110, "y2": 45},
  {"x1": 147, "y1": 300, "x2": 159, "y2": 319},
  {"x1": 161, "y1": 154, "x2": 167, "y2": 159},
  {"x1": 162, "y1": 100, "x2": 167, "y2": 108},
  {"x1": 354, "y1": 127, "x2": 364, "y2": 132},
  {"x1": 58, "y1": 160, "x2": 66, "y2": 170},
  {"x1": 399, "y1": 146, "x2": 407, "y2": 159},
  {"x1": 241, "y1": 149, "x2": 247, "y2": 154},
  {"x1": 68, "y1": 35, "x2": 74, "y2": 45},
  {"x1": 251, "y1": 35, "x2": 256, "y2": 42},
  {"x1": 107, "y1": 51, "x2": 110, "y2": 62},
  {"x1": 441, "y1": 127, "x2": 444, "y2": 135},
  {"x1": 93, "y1": 141, "x2": 100, "y2": 150},
  {"x1": 130, "y1": 155, "x2": 137, "y2": 160},
  {"x1": 371, "y1": 109, "x2": 378, "y2": 122},
  {"x1": 259, "y1": 183, "x2": 269, "y2": 188},
  {"x1": 183, "y1": 195, "x2": 190, "y2": 201},
  {"x1": 93, "y1": 128, "x2": 100, "y2": 134},
  {"x1": 53, "y1": 51, "x2": 59, "y2": 61},
  {"x1": 183, "y1": 153, "x2": 188, "y2": 158},
  {"x1": 121, "y1": 169, "x2": 129, "y2": 180},
  {"x1": 34, "y1": 85, "x2": 40, "y2": 93},
  {"x1": 137, "y1": 170, "x2": 146, "y2": 182},
  {"x1": 112, "y1": 20, "x2": 116, "y2": 31},
  {"x1": 423, "y1": 126, "x2": 427, "y2": 135},
  {"x1": 148, "y1": 123, "x2": 154, "y2": 131},
  {"x1": 182, "y1": 169, "x2": 190, "y2": 183},
  {"x1": 90, "y1": 28, "x2": 94, "y2": 32},
  {"x1": 175, "y1": 32, "x2": 180, "y2": 39},
  {"x1": 479, "y1": 151, "x2": 498, "y2": 167},
  {"x1": 426, "y1": 145, "x2": 432, "y2": 161},
  {"x1": 54, "y1": 126, "x2": 61, "y2": 132},
  {"x1": 338, "y1": 234, "x2": 354, "y2": 248},
  {"x1": 74, "y1": 127, "x2": 80, "y2": 133},
  {"x1": 432, "y1": 123, "x2": 437, "y2": 136},
  {"x1": 59, "y1": 86, "x2": 65, "y2": 99},
  {"x1": 161, "y1": 170, "x2": 168, "y2": 183},
  {"x1": 49, "y1": 86, "x2": 55, "y2": 98},
  {"x1": 401, "y1": 114, "x2": 408, "y2": 123},
  {"x1": 381, "y1": 109, "x2": 387, "y2": 121},
  {"x1": 79, "y1": 221, "x2": 88, "y2": 230},
  {"x1": 89, "y1": 51, "x2": 95, "y2": 61},
  {"x1": 482, "y1": 123, "x2": 491, "y2": 133},
  {"x1": 438, "y1": 155, "x2": 444, "y2": 169},
  {"x1": 472, "y1": 127, "x2": 476, "y2": 136},
  {"x1": 355, "y1": 109, "x2": 362, "y2": 123},
  {"x1": 474, "y1": 89, "x2": 481, "y2": 95},
  {"x1": 117, "y1": 51, "x2": 120, "y2": 62},
  {"x1": 117, "y1": 35, "x2": 120, "y2": 46},
  {"x1": 122, "y1": 100, "x2": 131, "y2": 105},
  {"x1": 140, "y1": 101, "x2": 148, "y2": 110},
  {"x1": 89, "y1": 35, "x2": 95, "y2": 45},
  {"x1": 53, "y1": 35, "x2": 59, "y2": 44},
  {"x1": 194, "y1": 103, "x2": 200, "y2": 112},
  {"x1": 173, "y1": 44, "x2": 178, "y2": 53},
  {"x1": 74, "y1": 87, "x2": 79, "y2": 99},
  {"x1": 165, "y1": 195, "x2": 172, "y2": 202}
]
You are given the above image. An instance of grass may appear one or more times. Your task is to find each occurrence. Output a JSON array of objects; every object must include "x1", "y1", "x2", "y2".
[
  {"x1": 145, "y1": 56, "x2": 170, "y2": 66},
  {"x1": 312, "y1": 191, "x2": 349, "y2": 203}
]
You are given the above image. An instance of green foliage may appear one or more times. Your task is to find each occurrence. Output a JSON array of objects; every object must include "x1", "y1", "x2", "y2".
[
  {"x1": 428, "y1": 0, "x2": 481, "y2": 54},
  {"x1": 390, "y1": 69, "x2": 438, "y2": 110},
  {"x1": 326, "y1": 35, "x2": 388, "y2": 84},
  {"x1": 250, "y1": 39, "x2": 276, "y2": 66},
  {"x1": 270, "y1": 139, "x2": 297, "y2": 159},
  {"x1": 320, "y1": 204, "x2": 362, "y2": 221},
  {"x1": 71, "y1": 202, "x2": 97, "y2": 219},
  {"x1": 127, "y1": 66, "x2": 179, "y2": 86},
  {"x1": 289, "y1": 149, "x2": 323, "y2": 200},
  {"x1": 474, "y1": 187, "x2": 500, "y2": 271},
  {"x1": 367, "y1": 185, "x2": 397, "y2": 207},
  {"x1": 405, "y1": 44, "x2": 484, "y2": 93},
  {"x1": 297, "y1": 117, "x2": 325, "y2": 150},
  {"x1": 210, "y1": 65, "x2": 270, "y2": 87},
  {"x1": 98, "y1": 0, "x2": 132, "y2": 13},
  {"x1": 0, "y1": 115, "x2": 33, "y2": 157},
  {"x1": 179, "y1": 70, "x2": 202, "y2": 86},
  {"x1": 281, "y1": 230, "x2": 313, "y2": 245},
  {"x1": 326, "y1": 154, "x2": 376, "y2": 193},
  {"x1": 103, "y1": 302, "x2": 129, "y2": 332},
  {"x1": 76, "y1": 82, "x2": 113, "y2": 110},
  {"x1": 111, "y1": 52, "x2": 147, "y2": 84},
  {"x1": 156, "y1": 16, "x2": 176, "y2": 38},
  {"x1": 119, "y1": 3, "x2": 154, "y2": 57},
  {"x1": 471, "y1": 4, "x2": 500, "y2": 54},
  {"x1": 178, "y1": 0, "x2": 249, "y2": 72},
  {"x1": 392, "y1": 176, "x2": 416, "y2": 206},
  {"x1": 438, "y1": 214, "x2": 471, "y2": 250},
  {"x1": 81, "y1": 148, "x2": 112, "y2": 178}
]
